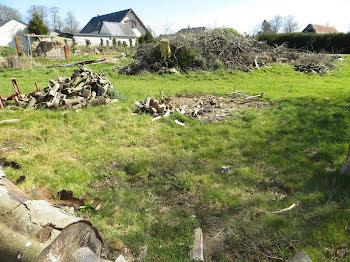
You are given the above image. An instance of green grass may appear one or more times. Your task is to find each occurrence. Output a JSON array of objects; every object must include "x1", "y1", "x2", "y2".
[{"x1": 1, "y1": 56, "x2": 350, "y2": 261}]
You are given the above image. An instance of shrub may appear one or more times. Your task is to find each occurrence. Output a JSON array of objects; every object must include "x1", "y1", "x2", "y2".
[
  {"x1": 122, "y1": 41, "x2": 127, "y2": 47},
  {"x1": 106, "y1": 40, "x2": 110, "y2": 47},
  {"x1": 0, "y1": 47, "x2": 17, "y2": 57},
  {"x1": 259, "y1": 33, "x2": 350, "y2": 53},
  {"x1": 129, "y1": 39, "x2": 133, "y2": 47},
  {"x1": 100, "y1": 38, "x2": 104, "y2": 47},
  {"x1": 112, "y1": 38, "x2": 117, "y2": 47},
  {"x1": 144, "y1": 30, "x2": 154, "y2": 42},
  {"x1": 138, "y1": 35, "x2": 145, "y2": 45},
  {"x1": 214, "y1": 28, "x2": 241, "y2": 37},
  {"x1": 117, "y1": 41, "x2": 122, "y2": 47},
  {"x1": 85, "y1": 39, "x2": 91, "y2": 47}
]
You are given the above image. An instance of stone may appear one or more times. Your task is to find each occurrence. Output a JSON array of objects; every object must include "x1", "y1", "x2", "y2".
[
  {"x1": 221, "y1": 165, "x2": 233, "y2": 174},
  {"x1": 115, "y1": 255, "x2": 128, "y2": 262},
  {"x1": 288, "y1": 251, "x2": 312, "y2": 262}
]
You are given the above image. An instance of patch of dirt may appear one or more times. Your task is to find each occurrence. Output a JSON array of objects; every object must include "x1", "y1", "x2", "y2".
[
  {"x1": 135, "y1": 94, "x2": 272, "y2": 122},
  {"x1": 172, "y1": 94, "x2": 271, "y2": 121}
]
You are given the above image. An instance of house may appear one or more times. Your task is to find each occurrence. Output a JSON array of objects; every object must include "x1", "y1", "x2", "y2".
[
  {"x1": 61, "y1": 22, "x2": 137, "y2": 47},
  {"x1": 0, "y1": 19, "x2": 30, "y2": 53},
  {"x1": 302, "y1": 24, "x2": 338, "y2": 34},
  {"x1": 177, "y1": 27, "x2": 207, "y2": 34},
  {"x1": 76, "y1": 8, "x2": 147, "y2": 46}
]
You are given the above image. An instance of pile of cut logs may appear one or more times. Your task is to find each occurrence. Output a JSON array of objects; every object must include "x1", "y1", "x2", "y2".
[
  {"x1": 16, "y1": 67, "x2": 116, "y2": 110},
  {"x1": 293, "y1": 64, "x2": 330, "y2": 75},
  {"x1": 134, "y1": 97, "x2": 173, "y2": 117}
]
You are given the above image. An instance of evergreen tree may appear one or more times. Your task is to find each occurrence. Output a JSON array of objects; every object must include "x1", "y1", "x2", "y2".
[
  {"x1": 28, "y1": 12, "x2": 49, "y2": 35},
  {"x1": 144, "y1": 30, "x2": 154, "y2": 42}
]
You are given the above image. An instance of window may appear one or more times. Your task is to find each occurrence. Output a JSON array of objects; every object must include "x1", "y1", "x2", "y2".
[{"x1": 128, "y1": 20, "x2": 137, "y2": 29}]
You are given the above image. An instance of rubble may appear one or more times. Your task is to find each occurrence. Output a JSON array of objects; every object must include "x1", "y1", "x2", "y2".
[
  {"x1": 14, "y1": 66, "x2": 118, "y2": 110},
  {"x1": 134, "y1": 93, "x2": 270, "y2": 121}
]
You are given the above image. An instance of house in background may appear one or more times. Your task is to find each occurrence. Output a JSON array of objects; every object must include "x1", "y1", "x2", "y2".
[
  {"x1": 177, "y1": 27, "x2": 207, "y2": 34},
  {"x1": 61, "y1": 22, "x2": 137, "y2": 47},
  {"x1": 72, "y1": 8, "x2": 147, "y2": 47},
  {"x1": 0, "y1": 19, "x2": 30, "y2": 53},
  {"x1": 302, "y1": 24, "x2": 338, "y2": 34}
]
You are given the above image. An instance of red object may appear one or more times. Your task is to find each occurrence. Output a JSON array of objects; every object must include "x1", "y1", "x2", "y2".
[{"x1": 0, "y1": 79, "x2": 40, "y2": 109}]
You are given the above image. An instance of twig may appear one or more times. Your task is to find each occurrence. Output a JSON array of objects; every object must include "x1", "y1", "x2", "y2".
[
  {"x1": 255, "y1": 56, "x2": 260, "y2": 70},
  {"x1": 270, "y1": 204, "x2": 298, "y2": 214}
]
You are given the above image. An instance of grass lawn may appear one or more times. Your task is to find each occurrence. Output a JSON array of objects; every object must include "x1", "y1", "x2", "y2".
[{"x1": 0, "y1": 55, "x2": 350, "y2": 261}]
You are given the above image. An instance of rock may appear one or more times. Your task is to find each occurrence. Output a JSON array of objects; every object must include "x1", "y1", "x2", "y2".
[
  {"x1": 189, "y1": 228, "x2": 203, "y2": 261},
  {"x1": 221, "y1": 165, "x2": 233, "y2": 174},
  {"x1": 115, "y1": 255, "x2": 128, "y2": 262},
  {"x1": 288, "y1": 251, "x2": 312, "y2": 262}
]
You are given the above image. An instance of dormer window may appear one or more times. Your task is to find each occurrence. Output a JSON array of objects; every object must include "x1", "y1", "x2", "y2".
[{"x1": 128, "y1": 20, "x2": 136, "y2": 29}]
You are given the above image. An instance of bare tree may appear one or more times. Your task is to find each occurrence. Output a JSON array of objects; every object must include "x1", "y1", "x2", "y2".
[
  {"x1": 0, "y1": 4, "x2": 22, "y2": 22},
  {"x1": 160, "y1": 18, "x2": 174, "y2": 35},
  {"x1": 50, "y1": 7, "x2": 62, "y2": 31},
  {"x1": 250, "y1": 24, "x2": 261, "y2": 37},
  {"x1": 64, "y1": 11, "x2": 80, "y2": 33},
  {"x1": 27, "y1": 5, "x2": 48, "y2": 23},
  {"x1": 283, "y1": 15, "x2": 299, "y2": 33},
  {"x1": 270, "y1": 15, "x2": 283, "y2": 33}
]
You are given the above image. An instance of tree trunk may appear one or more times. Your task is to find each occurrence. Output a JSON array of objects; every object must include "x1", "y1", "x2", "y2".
[
  {"x1": 0, "y1": 167, "x2": 103, "y2": 262},
  {"x1": 340, "y1": 145, "x2": 350, "y2": 175}
]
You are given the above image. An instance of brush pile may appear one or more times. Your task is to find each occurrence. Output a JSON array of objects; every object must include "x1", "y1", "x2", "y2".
[
  {"x1": 119, "y1": 30, "x2": 335, "y2": 75},
  {"x1": 293, "y1": 64, "x2": 330, "y2": 74},
  {"x1": 16, "y1": 67, "x2": 117, "y2": 110}
]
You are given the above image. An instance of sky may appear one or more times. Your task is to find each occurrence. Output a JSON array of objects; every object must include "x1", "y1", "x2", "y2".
[{"x1": 2, "y1": 0, "x2": 350, "y2": 34}]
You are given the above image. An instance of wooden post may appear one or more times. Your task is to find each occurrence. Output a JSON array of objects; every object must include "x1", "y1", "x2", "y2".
[
  {"x1": 15, "y1": 36, "x2": 24, "y2": 57},
  {"x1": 64, "y1": 45, "x2": 70, "y2": 60},
  {"x1": 0, "y1": 167, "x2": 103, "y2": 262},
  {"x1": 7, "y1": 57, "x2": 20, "y2": 68}
]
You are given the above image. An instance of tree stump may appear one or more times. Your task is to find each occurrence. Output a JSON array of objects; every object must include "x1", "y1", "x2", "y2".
[{"x1": 0, "y1": 167, "x2": 103, "y2": 262}]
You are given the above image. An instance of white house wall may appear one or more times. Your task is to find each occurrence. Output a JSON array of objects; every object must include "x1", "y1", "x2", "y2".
[
  {"x1": 73, "y1": 35, "x2": 136, "y2": 47},
  {"x1": 0, "y1": 20, "x2": 30, "y2": 53},
  {"x1": 122, "y1": 12, "x2": 147, "y2": 37}
]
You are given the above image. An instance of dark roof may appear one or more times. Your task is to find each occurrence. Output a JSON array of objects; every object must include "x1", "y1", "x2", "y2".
[
  {"x1": 80, "y1": 9, "x2": 131, "y2": 34},
  {"x1": 0, "y1": 18, "x2": 28, "y2": 28},
  {"x1": 302, "y1": 24, "x2": 338, "y2": 34},
  {"x1": 99, "y1": 22, "x2": 136, "y2": 37},
  {"x1": 177, "y1": 27, "x2": 206, "y2": 34}
]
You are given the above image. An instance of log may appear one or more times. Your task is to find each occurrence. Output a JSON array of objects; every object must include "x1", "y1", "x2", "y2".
[
  {"x1": 0, "y1": 167, "x2": 103, "y2": 262},
  {"x1": 189, "y1": 228, "x2": 203, "y2": 261},
  {"x1": 0, "y1": 119, "x2": 20, "y2": 124},
  {"x1": 48, "y1": 81, "x2": 60, "y2": 97}
]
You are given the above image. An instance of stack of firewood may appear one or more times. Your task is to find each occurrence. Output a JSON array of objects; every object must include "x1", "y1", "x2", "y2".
[
  {"x1": 16, "y1": 67, "x2": 117, "y2": 110},
  {"x1": 135, "y1": 97, "x2": 173, "y2": 116}
]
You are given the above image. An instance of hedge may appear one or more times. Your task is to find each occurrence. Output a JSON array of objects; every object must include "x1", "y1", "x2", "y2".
[
  {"x1": 258, "y1": 33, "x2": 350, "y2": 54},
  {"x1": 0, "y1": 46, "x2": 17, "y2": 58}
]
